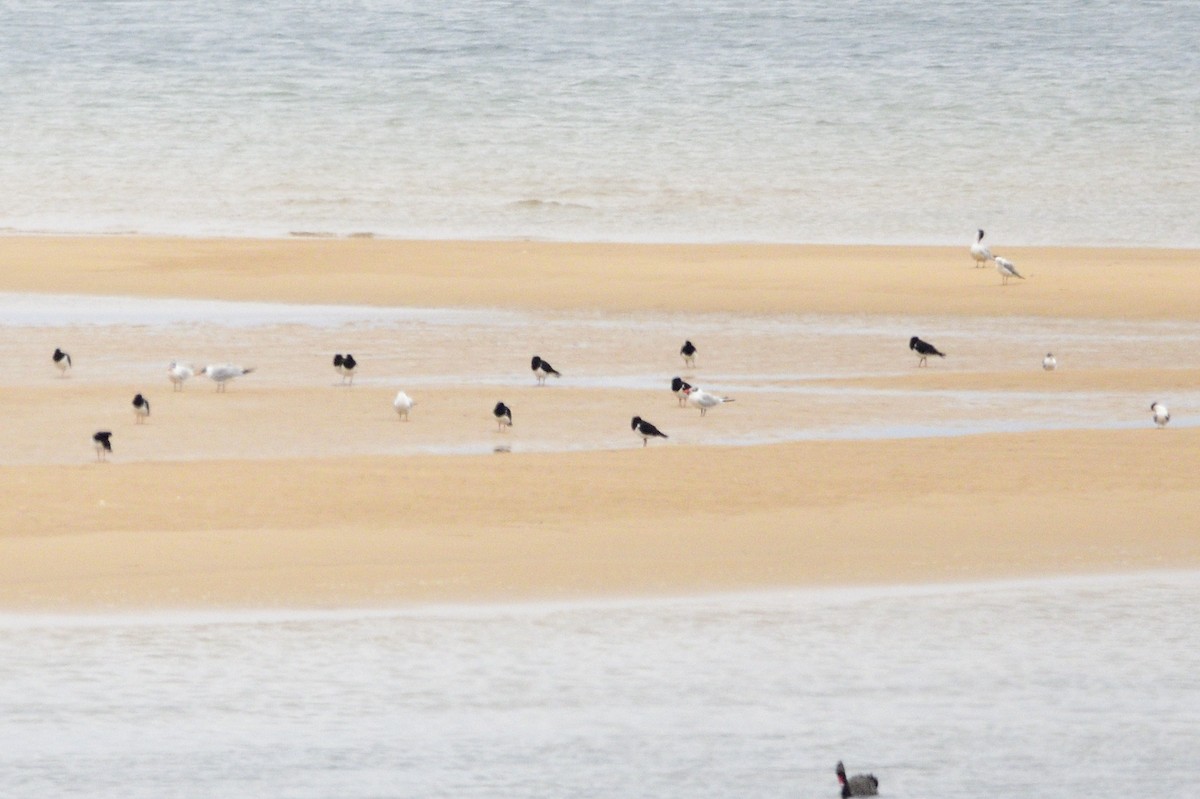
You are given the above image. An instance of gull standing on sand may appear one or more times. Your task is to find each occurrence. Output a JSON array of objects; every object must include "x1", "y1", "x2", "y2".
[
  {"x1": 201, "y1": 363, "x2": 256, "y2": 392},
  {"x1": 530, "y1": 356, "x2": 561, "y2": 385},
  {"x1": 332, "y1": 354, "x2": 357, "y2": 385},
  {"x1": 671, "y1": 376, "x2": 692, "y2": 406},
  {"x1": 132, "y1": 393, "x2": 150, "y2": 424},
  {"x1": 995, "y1": 255, "x2": 1024, "y2": 285},
  {"x1": 970, "y1": 229, "x2": 994, "y2": 268},
  {"x1": 53, "y1": 347, "x2": 72, "y2": 376},
  {"x1": 631, "y1": 416, "x2": 668, "y2": 447},
  {"x1": 92, "y1": 431, "x2": 113, "y2": 462},
  {"x1": 910, "y1": 336, "x2": 945, "y2": 366},
  {"x1": 493, "y1": 401, "x2": 512, "y2": 430},
  {"x1": 168, "y1": 360, "x2": 195, "y2": 391},
  {"x1": 680, "y1": 340, "x2": 697, "y2": 368},
  {"x1": 393, "y1": 390, "x2": 415, "y2": 421},
  {"x1": 1043, "y1": 353, "x2": 1057, "y2": 371},
  {"x1": 1151, "y1": 401, "x2": 1170, "y2": 428},
  {"x1": 684, "y1": 386, "x2": 734, "y2": 416}
]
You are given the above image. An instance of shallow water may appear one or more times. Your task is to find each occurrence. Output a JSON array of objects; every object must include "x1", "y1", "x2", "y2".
[{"x1": 1, "y1": 571, "x2": 1196, "y2": 798}]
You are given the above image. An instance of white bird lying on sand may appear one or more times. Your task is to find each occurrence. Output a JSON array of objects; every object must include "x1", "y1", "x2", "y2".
[
  {"x1": 1043, "y1": 353, "x2": 1057, "y2": 371},
  {"x1": 200, "y1": 363, "x2": 256, "y2": 392},
  {"x1": 995, "y1": 255, "x2": 1024, "y2": 285},
  {"x1": 1151, "y1": 401, "x2": 1170, "y2": 428},
  {"x1": 684, "y1": 386, "x2": 734, "y2": 416},
  {"x1": 167, "y1": 360, "x2": 195, "y2": 391},
  {"x1": 393, "y1": 390, "x2": 415, "y2": 420}
]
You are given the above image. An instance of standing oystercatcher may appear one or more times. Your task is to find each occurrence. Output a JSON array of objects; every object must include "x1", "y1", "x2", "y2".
[
  {"x1": 333, "y1": 353, "x2": 357, "y2": 385},
  {"x1": 680, "y1": 340, "x2": 697, "y2": 368},
  {"x1": 531, "y1": 356, "x2": 561, "y2": 385},
  {"x1": 970, "y1": 229, "x2": 994, "y2": 268},
  {"x1": 92, "y1": 431, "x2": 113, "y2": 462},
  {"x1": 909, "y1": 336, "x2": 945, "y2": 366},
  {"x1": 132, "y1": 393, "x2": 150, "y2": 424},
  {"x1": 53, "y1": 348, "x2": 72, "y2": 376},
  {"x1": 670, "y1": 376, "x2": 692, "y2": 406},
  {"x1": 493, "y1": 401, "x2": 513, "y2": 430},
  {"x1": 631, "y1": 416, "x2": 668, "y2": 447}
]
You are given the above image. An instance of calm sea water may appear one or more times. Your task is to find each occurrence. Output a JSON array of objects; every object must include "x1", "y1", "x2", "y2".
[
  {"x1": 1, "y1": 0, "x2": 1197, "y2": 246},
  {"x1": 0, "y1": 572, "x2": 1197, "y2": 798}
]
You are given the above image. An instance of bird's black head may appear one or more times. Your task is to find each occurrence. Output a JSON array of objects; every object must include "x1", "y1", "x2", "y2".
[
  {"x1": 836, "y1": 762, "x2": 846, "y2": 779},
  {"x1": 631, "y1": 416, "x2": 642, "y2": 430},
  {"x1": 671, "y1": 377, "x2": 684, "y2": 392},
  {"x1": 978, "y1": 229, "x2": 985, "y2": 240},
  {"x1": 53, "y1": 348, "x2": 65, "y2": 360},
  {"x1": 133, "y1": 394, "x2": 145, "y2": 405},
  {"x1": 343, "y1": 354, "x2": 356, "y2": 369},
  {"x1": 494, "y1": 402, "x2": 509, "y2": 415},
  {"x1": 681, "y1": 340, "x2": 695, "y2": 354},
  {"x1": 909, "y1": 336, "x2": 920, "y2": 350},
  {"x1": 333, "y1": 354, "x2": 343, "y2": 366}
]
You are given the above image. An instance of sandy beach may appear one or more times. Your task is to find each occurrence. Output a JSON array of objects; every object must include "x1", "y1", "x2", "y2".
[{"x1": 1, "y1": 236, "x2": 1198, "y2": 610}]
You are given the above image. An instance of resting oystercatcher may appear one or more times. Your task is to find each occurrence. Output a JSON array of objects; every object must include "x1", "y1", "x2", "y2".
[
  {"x1": 132, "y1": 393, "x2": 150, "y2": 424},
  {"x1": 684, "y1": 386, "x2": 734, "y2": 416},
  {"x1": 680, "y1": 340, "x2": 697, "y2": 368},
  {"x1": 1151, "y1": 401, "x2": 1170, "y2": 428},
  {"x1": 167, "y1": 360, "x2": 194, "y2": 391},
  {"x1": 92, "y1": 431, "x2": 113, "y2": 462},
  {"x1": 836, "y1": 761, "x2": 878, "y2": 797},
  {"x1": 393, "y1": 390, "x2": 415, "y2": 421},
  {"x1": 1043, "y1": 353, "x2": 1057, "y2": 371},
  {"x1": 493, "y1": 401, "x2": 512, "y2": 430},
  {"x1": 201, "y1": 364, "x2": 256, "y2": 392},
  {"x1": 995, "y1": 255, "x2": 1024, "y2": 285},
  {"x1": 333, "y1": 353, "x2": 357, "y2": 385},
  {"x1": 909, "y1": 336, "x2": 945, "y2": 366},
  {"x1": 531, "y1": 355, "x2": 561, "y2": 385},
  {"x1": 970, "y1": 229, "x2": 994, "y2": 268},
  {"x1": 631, "y1": 416, "x2": 668, "y2": 447},
  {"x1": 53, "y1": 348, "x2": 72, "y2": 376},
  {"x1": 670, "y1": 376, "x2": 692, "y2": 406}
]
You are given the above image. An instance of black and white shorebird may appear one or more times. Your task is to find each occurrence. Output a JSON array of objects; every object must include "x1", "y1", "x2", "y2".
[
  {"x1": 909, "y1": 336, "x2": 946, "y2": 366},
  {"x1": 631, "y1": 416, "x2": 668, "y2": 447},
  {"x1": 493, "y1": 401, "x2": 512, "y2": 431},
  {"x1": 670, "y1": 376, "x2": 692, "y2": 406},
  {"x1": 970, "y1": 229, "x2": 994, "y2": 268},
  {"x1": 680, "y1": 340, "x2": 697, "y2": 368},
  {"x1": 132, "y1": 393, "x2": 150, "y2": 424},
  {"x1": 52, "y1": 347, "x2": 72, "y2": 376},
  {"x1": 684, "y1": 385, "x2": 734, "y2": 416},
  {"x1": 332, "y1": 353, "x2": 357, "y2": 385},
  {"x1": 92, "y1": 431, "x2": 113, "y2": 462},
  {"x1": 1043, "y1": 353, "x2": 1057, "y2": 371},
  {"x1": 836, "y1": 761, "x2": 879, "y2": 797},
  {"x1": 1151, "y1": 401, "x2": 1170, "y2": 428},
  {"x1": 995, "y1": 255, "x2": 1024, "y2": 285},
  {"x1": 167, "y1": 360, "x2": 194, "y2": 391},
  {"x1": 530, "y1": 355, "x2": 561, "y2": 385},
  {"x1": 200, "y1": 363, "x2": 255, "y2": 392},
  {"x1": 393, "y1": 390, "x2": 414, "y2": 421}
]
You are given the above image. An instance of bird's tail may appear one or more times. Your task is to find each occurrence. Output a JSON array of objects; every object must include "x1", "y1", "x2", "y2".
[{"x1": 242, "y1": 367, "x2": 257, "y2": 374}]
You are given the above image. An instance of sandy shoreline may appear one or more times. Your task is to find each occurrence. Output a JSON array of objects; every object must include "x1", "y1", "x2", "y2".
[{"x1": 1, "y1": 236, "x2": 1198, "y2": 610}]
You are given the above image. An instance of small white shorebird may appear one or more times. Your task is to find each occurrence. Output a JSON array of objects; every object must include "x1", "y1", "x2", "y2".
[
  {"x1": 680, "y1": 340, "x2": 697, "y2": 368},
  {"x1": 530, "y1": 355, "x2": 561, "y2": 385},
  {"x1": 200, "y1": 363, "x2": 256, "y2": 392},
  {"x1": 53, "y1": 348, "x2": 72, "y2": 376},
  {"x1": 393, "y1": 390, "x2": 415, "y2": 421},
  {"x1": 995, "y1": 255, "x2": 1024, "y2": 285},
  {"x1": 970, "y1": 229, "x2": 994, "y2": 268},
  {"x1": 1151, "y1": 401, "x2": 1170, "y2": 428},
  {"x1": 1043, "y1": 353, "x2": 1057, "y2": 371},
  {"x1": 92, "y1": 431, "x2": 113, "y2": 462},
  {"x1": 684, "y1": 386, "x2": 734, "y2": 416},
  {"x1": 132, "y1": 393, "x2": 150, "y2": 424},
  {"x1": 167, "y1": 360, "x2": 194, "y2": 391}
]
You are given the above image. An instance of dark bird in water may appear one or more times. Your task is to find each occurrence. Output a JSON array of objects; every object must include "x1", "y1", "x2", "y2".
[
  {"x1": 680, "y1": 340, "x2": 697, "y2": 368},
  {"x1": 836, "y1": 761, "x2": 879, "y2": 797},
  {"x1": 531, "y1": 355, "x2": 561, "y2": 385},
  {"x1": 493, "y1": 401, "x2": 513, "y2": 430},
  {"x1": 670, "y1": 376, "x2": 692, "y2": 406},
  {"x1": 333, "y1": 353, "x2": 357, "y2": 385},
  {"x1": 53, "y1": 347, "x2": 72, "y2": 376},
  {"x1": 92, "y1": 431, "x2": 113, "y2": 462},
  {"x1": 132, "y1": 393, "x2": 150, "y2": 424},
  {"x1": 631, "y1": 416, "x2": 668, "y2": 447},
  {"x1": 909, "y1": 336, "x2": 946, "y2": 367}
]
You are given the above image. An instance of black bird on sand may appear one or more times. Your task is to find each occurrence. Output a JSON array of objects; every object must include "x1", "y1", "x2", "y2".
[
  {"x1": 680, "y1": 340, "x2": 697, "y2": 368},
  {"x1": 531, "y1": 355, "x2": 561, "y2": 385},
  {"x1": 92, "y1": 431, "x2": 113, "y2": 462},
  {"x1": 493, "y1": 401, "x2": 513, "y2": 430},
  {"x1": 631, "y1": 416, "x2": 668, "y2": 447},
  {"x1": 670, "y1": 376, "x2": 692, "y2": 406},
  {"x1": 53, "y1": 347, "x2": 72, "y2": 376},
  {"x1": 909, "y1": 336, "x2": 946, "y2": 367},
  {"x1": 132, "y1": 393, "x2": 150, "y2": 424}
]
